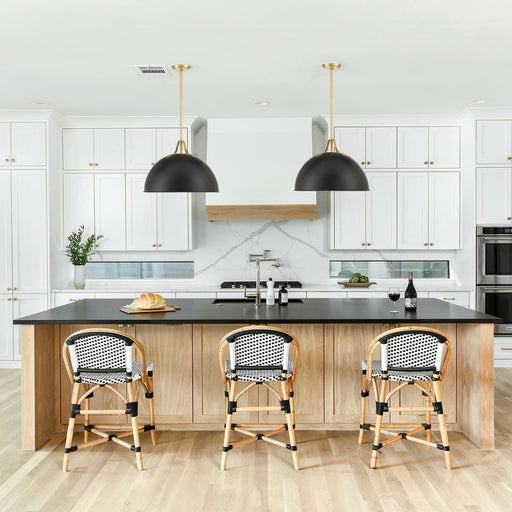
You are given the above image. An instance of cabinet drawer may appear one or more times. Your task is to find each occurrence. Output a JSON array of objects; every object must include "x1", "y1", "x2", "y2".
[
  {"x1": 428, "y1": 291, "x2": 470, "y2": 308},
  {"x1": 494, "y1": 339, "x2": 512, "y2": 360},
  {"x1": 53, "y1": 292, "x2": 96, "y2": 307},
  {"x1": 306, "y1": 291, "x2": 347, "y2": 298}
]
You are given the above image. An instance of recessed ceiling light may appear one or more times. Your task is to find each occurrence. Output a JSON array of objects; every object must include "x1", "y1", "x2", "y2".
[
  {"x1": 254, "y1": 100, "x2": 271, "y2": 107},
  {"x1": 471, "y1": 98, "x2": 486, "y2": 104}
]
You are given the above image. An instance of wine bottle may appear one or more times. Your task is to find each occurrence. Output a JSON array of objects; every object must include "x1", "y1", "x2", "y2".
[
  {"x1": 404, "y1": 272, "x2": 417, "y2": 311},
  {"x1": 278, "y1": 284, "x2": 288, "y2": 305}
]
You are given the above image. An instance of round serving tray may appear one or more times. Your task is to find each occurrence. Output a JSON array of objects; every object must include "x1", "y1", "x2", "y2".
[{"x1": 337, "y1": 281, "x2": 377, "y2": 288}]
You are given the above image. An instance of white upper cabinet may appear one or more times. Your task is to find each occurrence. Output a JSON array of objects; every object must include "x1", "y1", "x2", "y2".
[
  {"x1": 63, "y1": 128, "x2": 124, "y2": 170},
  {"x1": 398, "y1": 171, "x2": 459, "y2": 249},
  {"x1": 125, "y1": 129, "x2": 156, "y2": 170},
  {"x1": 365, "y1": 127, "x2": 396, "y2": 168},
  {"x1": 477, "y1": 168, "x2": 512, "y2": 224},
  {"x1": 93, "y1": 129, "x2": 125, "y2": 169},
  {"x1": 332, "y1": 191, "x2": 366, "y2": 249},
  {"x1": 10, "y1": 123, "x2": 46, "y2": 166},
  {"x1": 11, "y1": 170, "x2": 47, "y2": 292},
  {"x1": 428, "y1": 127, "x2": 460, "y2": 168},
  {"x1": 331, "y1": 172, "x2": 396, "y2": 250},
  {"x1": 0, "y1": 171, "x2": 12, "y2": 291},
  {"x1": 94, "y1": 174, "x2": 126, "y2": 250},
  {"x1": 476, "y1": 121, "x2": 512, "y2": 164},
  {"x1": 335, "y1": 127, "x2": 366, "y2": 166},
  {"x1": 365, "y1": 172, "x2": 397, "y2": 249},
  {"x1": 158, "y1": 193, "x2": 192, "y2": 250},
  {"x1": 62, "y1": 173, "x2": 95, "y2": 240},
  {"x1": 397, "y1": 127, "x2": 429, "y2": 168},
  {"x1": 397, "y1": 172, "x2": 429, "y2": 249},
  {"x1": 156, "y1": 128, "x2": 182, "y2": 159},
  {"x1": 63, "y1": 129, "x2": 94, "y2": 170},
  {"x1": 0, "y1": 123, "x2": 10, "y2": 167},
  {"x1": 126, "y1": 173, "x2": 158, "y2": 250},
  {"x1": 428, "y1": 172, "x2": 460, "y2": 249}
]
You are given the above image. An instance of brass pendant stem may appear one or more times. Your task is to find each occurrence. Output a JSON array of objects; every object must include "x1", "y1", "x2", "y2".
[
  {"x1": 171, "y1": 64, "x2": 191, "y2": 154},
  {"x1": 322, "y1": 63, "x2": 341, "y2": 153},
  {"x1": 330, "y1": 67, "x2": 334, "y2": 143},
  {"x1": 179, "y1": 68, "x2": 183, "y2": 145}
]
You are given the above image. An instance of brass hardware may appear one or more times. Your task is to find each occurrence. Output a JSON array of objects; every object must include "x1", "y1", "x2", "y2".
[
  {"x1": 361, "y1": 162, "x2": 365, "y2": 165},
  {"x1": 169, "y1": 64, "x2": 193, "y2": 155},
  {"x1": 501, "y1": 347, "x2": 512, "y2": 350},
  {"x1": 361, "y1": 243, "x2": 366, "y2": 246},
  {"x1": 95, "y1": 244, "x2": 100, "y2": 248},
  {"x1": 320, "y1": 62, "x2": 342, "y2": 154},
  {"x1": 94, "y1": 163, "x2": 99, "y2": 166},
  {"x1": 429, "y1": 242, "x2": 434, "y2": 246},
  {"x1": 443, "y1": 298, "x2": 455, "y2": 301},
  {"x1": 7, "y1": 298, "x2": 11, "y2": 301},
  {"x1": 508, "y1": 156, "x2": 512, "y2": 160},
  {"x1": 424, "y1": 161, "x2": 428, "y2": 165},
  {"x1": 367, "y1": 243, "x2": 371, "y2": 246},
  {"x1": 430, "y1": 161, "x2": 434, "y2": 165},
  {"x1": 118, "y1": 324, "x2": 124, "y2": 328},
  {"x1": 89, "y1": 163, "x2": 93, "y2": 166},
  {"x1": 11, "y1": 158, "x2": 15, "y2": 162},
  {"x1": 367, "y1": 161, "x2": 371, "y2": 165},
  {"x1": 158, "y1": 244, "x2": 162, "y2": 247},
  {"x1": 6, "y1": 287, "x2": 11, "y2": 291},
  {"x1": 69, "y1": 299, "x2": 81, "y2": 302},
  {"x1": 12, "y1": 297, "x2": 17, "y2": 301},
  {"x1": 152, "y1": 243, "x2": 157, "y2": 247},
  {"x1": 13, "y1": 287, "x2": 17, "y2": 291},
  {"x1": 508, "y1": 217, "x2": 511, "y2": 221},
  {"x1": 4, "y1": 158, "x2": 9, "y2": 162},
  {"x1": 151, "y1": 162, "x2": 155, "y2": 166},
  {"x1": 424, "y1": 243, "x2": 428, "y2": 246}
]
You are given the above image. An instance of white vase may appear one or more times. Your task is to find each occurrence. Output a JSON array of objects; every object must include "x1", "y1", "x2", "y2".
[{"x1": 73, "y1": 265, "x2": 86, "y2": 289}]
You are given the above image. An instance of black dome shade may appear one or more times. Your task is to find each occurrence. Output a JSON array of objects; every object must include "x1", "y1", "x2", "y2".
[
  {"x1": 295, "y1": 152, "x2": 369, "y2": 191},
  {"x1": 144, "y1": 153, "x2": 219, "y2": 193}
]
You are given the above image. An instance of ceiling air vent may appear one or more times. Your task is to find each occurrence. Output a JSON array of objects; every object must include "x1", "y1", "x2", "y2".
[{"x1": 133, "y1": 65, "x2": 170, "y2": 78}]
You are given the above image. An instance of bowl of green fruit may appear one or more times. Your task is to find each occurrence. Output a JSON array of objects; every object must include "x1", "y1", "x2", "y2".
[{"x1": 338, "y1": 273, "x2": 377, "y2": 288}]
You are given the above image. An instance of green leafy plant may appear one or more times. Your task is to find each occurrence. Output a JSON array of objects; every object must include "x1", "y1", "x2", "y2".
[{"x1": 65, "y1": 226, "x2": 103, "y2": 266}]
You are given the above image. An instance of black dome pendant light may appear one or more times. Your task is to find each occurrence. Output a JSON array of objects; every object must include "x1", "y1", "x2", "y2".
[
  {"x1": 295, "y1": 63, "x2": 369, "y2": 191},
  {"x1": 145, "y1": 64, "x2": 219, "y2": 193}
]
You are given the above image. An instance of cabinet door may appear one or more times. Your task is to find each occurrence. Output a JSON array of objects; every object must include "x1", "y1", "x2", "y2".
[
  {"x1": 365, "y1": 172, "x2": 396, "y2": 249},
  {"x1": 0, "y1": 123, "x2": 11, "y2": 166},
  {"x1": 156, "y1": 128, "x2": 182, "y2": 160},
  {"x1": 429, "y1": 172, "x2": 460, "y2": 249},
  {"x1": 10, "y1": 123, "x2": 46, "y2": 166},
  {"x1": 397, "y1": 172, "x2": 429, "y2": 249},
  {"x1": 126, "y1": 173, "x2": 158, "y2": 250},
  {"x1": 94, "y1": 174, "x2": 126, "y2": 250},
  {"x1": 11, "y1": 170, "x2": 47, "y2": 293},
  {"x1": 365, "y1": 127, "x2": 396, "y2": 168},
  {"x1": 397, "y1": 127, "x2": 429, "y2": 168},
  {"x1": 429, "y1": 126, "x2": 460, "y2": 168},
  {"x1": 93, "y1": 129, "x2": 125, "y2": 169},
  {"x1": 0, "y1": 170, "x2": 12, "y2": 292},
  {"x1": 12, "y1": 294, "x2": 47, "y2": 360},
  {"x1": 62, "y1": 129, "x2": 94, "y2": 170},
  {"x1": 158, "y1": 193, "x2": 192, "y2": 250},
  {"x1": 62, "y1": 173, "x2": 95, "y2": 243},
  {"x1": 335, "y1": 127, "x2": 366, "y2": 167},
  {"x1": 477, "y1": 120, "x2": 512, "y2": 164},
  {"x1": 0, "y1": 295, "x2": 13, "y2": 360},
  {"x1": 125, "y1": 128, "x2": 156, "y2": 170},
  {"x1": 332, "y1": 191, "x2": 366, "y2": 249},
  {"x1": 476, "y1": 168, "x2": 512, "y2": 224}
]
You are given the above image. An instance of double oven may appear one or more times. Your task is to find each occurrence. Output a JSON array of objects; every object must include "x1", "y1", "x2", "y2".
[{"x1": 477, "y1": 226, "x2": 512, "y2": 334}]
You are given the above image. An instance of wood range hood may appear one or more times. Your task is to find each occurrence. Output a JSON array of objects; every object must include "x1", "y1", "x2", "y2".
[{"x1": 205, "y1": 118, "x2": 317, "y2": 220}]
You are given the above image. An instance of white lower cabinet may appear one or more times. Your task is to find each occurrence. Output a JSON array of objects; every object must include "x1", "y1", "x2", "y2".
[
  {"x1": 476, "y1": 168, "x2": 512, "y2": 225},
  {"x1": 53, "y1": 292, "x2": 96, "y2": 307},
  {"x1": 428, "y1": 291, "x2": 470, "y2": 308},
  {"x1": 12, "y1": 294, "x2": 47, "y2": 360},
  {"x1": 0, "y1": 295, "x2": 14, "y2": 360},
  {"x1": 494, "y1": 338, "x2": 512, "y2": 367}
]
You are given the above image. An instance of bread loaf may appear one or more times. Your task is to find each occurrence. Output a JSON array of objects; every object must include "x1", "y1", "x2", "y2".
[{"x1": 131, "y1": 293, "x2": 166, "y2": 310}]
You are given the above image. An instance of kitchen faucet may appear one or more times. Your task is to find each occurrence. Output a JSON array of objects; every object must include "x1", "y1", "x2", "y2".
[{"x1": 247, "y1": 250, "x2": 281, "y2": 306}]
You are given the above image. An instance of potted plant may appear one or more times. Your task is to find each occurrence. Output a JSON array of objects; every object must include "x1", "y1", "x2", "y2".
[{"x1": 65, "y1": 226, "x2": 103, "y2": 289}]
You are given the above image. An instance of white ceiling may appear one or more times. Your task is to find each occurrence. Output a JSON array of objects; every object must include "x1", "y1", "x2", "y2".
[{"x1": 2, "y1": 0, "x2": 511, "y2": 117}]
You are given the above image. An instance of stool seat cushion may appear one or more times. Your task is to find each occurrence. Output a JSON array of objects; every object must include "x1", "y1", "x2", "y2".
[
  {"x1": 79, "y1": 361, "x2": 154, "y2": 385},
  {"x1": 225, "y1": 360, "x2": 294, "y2": 382},
  {"x1": 362, "y1": 360, "x2": 434, "y2": 382}
]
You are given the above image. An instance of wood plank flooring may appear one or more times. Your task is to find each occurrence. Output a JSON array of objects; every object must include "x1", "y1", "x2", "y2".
[{"x1": 1, "y1": 368, "x2": 512, "y2": 511}]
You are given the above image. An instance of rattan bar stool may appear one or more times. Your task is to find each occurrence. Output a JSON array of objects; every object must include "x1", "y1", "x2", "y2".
[
  {"x1": 359, "y1": 326, "x2": 452, "y2": 469},
  {"x1": 61, "y1": 328, "x2": 156, "y2": 471},
  {"x1": 218, "y1": 325, "x2": 300, "y2": 470}
]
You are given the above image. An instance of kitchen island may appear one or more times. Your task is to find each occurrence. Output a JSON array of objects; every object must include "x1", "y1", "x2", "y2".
[{"x1": 15, "y1": 298, "x2": 499, "y2": 450}]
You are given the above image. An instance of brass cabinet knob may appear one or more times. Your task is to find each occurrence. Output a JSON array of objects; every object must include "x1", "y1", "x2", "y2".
[
  {"x1": 6, "y1": 287, "x2": 11, "y2": 291},
  {"x1": 508, "y1": 217, "x2": 512, "y2": 221},
  {"x1": 5, "y1": 158, "x2": 9, "y2": 162},
  {"x1": 424, "y1": 161, "x2": 428, "y2": 165},
  {"x1": 361, "y1": 161, "x2": 365, "y2": 165},
  {"x1": 508, "y1": 156, "x2": 512, "y2": 160},
  {"x1": 89, "y1": 162, "x2": 93, "y2": 166},
  {"x1": 13, "y1": 287, "x2": 17, "y2": 291},
  {"x1": 151, "y1": 162, "x2": 155, "y2": 166},
  {"x1": 158, "y1": 244, "x2": 162, "y2": 247},
  {"x1": 367, "y1": 161, "x2": 371, "y2": 165},
  {"x1": 95, "y1": 244, "x2": 100, "y2": 248},
  {"x1": 7, "y1": 298, "x2": 11, "y2": 301},
  {"x1": 424, "y1": 243, "x2": 428, "y2": 246},
  {"x1": 11, "y1": 158, "x2": 15, "y2": 162},
  {"x1": 430, "y1": 161, "x2": 434, "y2": 165},
  {"x1": 367, "y1": 243, "x2": 371, "y2": 246},
  {"x1": 12, "y1": 297, "x2": 17, "y2": 301},
  {"x1": 429, "y1": 242, "x2": 434, "y2": 246},
  {"x1": 361, "y1": 242, "x2": 366, "y2": 246},
  {"x1": 94, "y1": 163, "x2": 99, "y2": 166},
  {"x1": 152, "y1": 243, "x2": 157, "y2": 247}
]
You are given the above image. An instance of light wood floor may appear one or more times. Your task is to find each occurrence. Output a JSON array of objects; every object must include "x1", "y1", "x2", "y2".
[{"x1": 1, "y1": 370, "x2": 512, "y2": 512}]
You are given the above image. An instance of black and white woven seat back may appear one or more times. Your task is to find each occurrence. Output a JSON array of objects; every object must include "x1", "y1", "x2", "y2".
[
  {"x1": 381, "y1": 330, "x2": 447, "y2": 373},
  {"x1": 227, "y1": 329, "x2": 293, "y2": 372},
  {"x1": 67, "y1": 332, "x2": 133, "y2": 374}
]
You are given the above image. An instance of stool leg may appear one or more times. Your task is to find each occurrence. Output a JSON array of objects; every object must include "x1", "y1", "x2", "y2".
[
  {"x1": 371, "y1": 378, "x2": 387, "y2": 469},
  {"x1": 83, "y1": 384, "x2": 90, "y2": 443},
  {"x1": 425, "y1": 382, "x2": 432, "y2": 443},
  {"x1": 358, "y1": 372, "x2": 369, "y2": 445},
  {"x1": 127, "y1": 380, "x2": 143, "y2": 471},
  {"x1": 63, "y1": 381, "x2": 80, "y2": 472},
  {"x1": 433, "y1": 380, "x2": 452, "y2": 470},
  {"x1": 221, "y1": 380, "x2": 236, "y2": 470},
  {"x1": 147, "y1": 374, "x2": 157, "y2": 446},
  {"x1": 289, "y1": 381, "x2": 296, "y2": 429},
  {"x1": 282, "y1": 379, "x2": 299, "y2": 470}
]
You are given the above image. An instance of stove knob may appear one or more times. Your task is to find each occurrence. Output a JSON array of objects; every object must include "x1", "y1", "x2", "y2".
[{"x1": 231, "y1": 284, "x2": 236, "y2": 288}]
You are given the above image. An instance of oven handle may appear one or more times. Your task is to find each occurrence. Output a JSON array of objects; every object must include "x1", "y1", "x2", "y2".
[
  {"x1": 480, "y1": 286, "x2": 512, "y2": 292},
  {"x1": 479, "y1": 237, "x2": 512, "y2": 241}
]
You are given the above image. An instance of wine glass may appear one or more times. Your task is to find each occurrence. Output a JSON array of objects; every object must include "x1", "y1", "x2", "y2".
[{"x1": 388, "y1": 287, "x2": 400, "y2": 314}]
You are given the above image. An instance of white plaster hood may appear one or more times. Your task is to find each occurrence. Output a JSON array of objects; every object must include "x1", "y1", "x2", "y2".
[{"x1": 205, "y1": 118, "x2": 317, "y2": 220}]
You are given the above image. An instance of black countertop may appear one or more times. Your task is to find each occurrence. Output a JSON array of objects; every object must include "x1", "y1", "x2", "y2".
[{"x1": 14, "y1": 298, "x2": 501, "y2": 325}]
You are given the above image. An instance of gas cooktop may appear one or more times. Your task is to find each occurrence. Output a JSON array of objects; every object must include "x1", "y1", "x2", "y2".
[{"x1": 220, "y1": 281, "x2": 302, "y2": 289}]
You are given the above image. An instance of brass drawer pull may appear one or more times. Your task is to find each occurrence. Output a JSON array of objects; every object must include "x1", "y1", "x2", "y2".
[
  {"x1": 443, "y1": 297, "x2": 455, "y2": 301},
  {"x1": 69, "y1": 298, "x2": 81, "y2": 302},
  {"x1": 500, "y1": 347, "x2": 512, "y2": 351}
]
